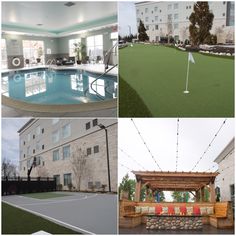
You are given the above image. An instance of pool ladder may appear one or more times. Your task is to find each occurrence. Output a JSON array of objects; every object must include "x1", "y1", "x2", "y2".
[
  {"x1": 90, "y1": 42, "x2": 118, "y2": 99},
  {"x1": 46, "y1": 59, "x2": 56, "y2": 70}
]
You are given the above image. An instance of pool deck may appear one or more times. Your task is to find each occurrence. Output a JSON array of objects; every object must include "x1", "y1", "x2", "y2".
[
  {"x1": 2, "y1": 63, "x2": 117, "y2": 117},
  {"x1": 1, "y1": 63, "x2": 118, "y2": 76}
]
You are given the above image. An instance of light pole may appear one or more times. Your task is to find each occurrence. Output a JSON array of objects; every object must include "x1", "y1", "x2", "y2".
[{"x1": 98, "y1": 123, "x2": 111, "y2": 192}]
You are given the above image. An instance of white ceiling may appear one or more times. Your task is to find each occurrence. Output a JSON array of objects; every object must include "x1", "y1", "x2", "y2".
[{"x1": 2, "y1": 1, "x2": 117, "y2": 35}]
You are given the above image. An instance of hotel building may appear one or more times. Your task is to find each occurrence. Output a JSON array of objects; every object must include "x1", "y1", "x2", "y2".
[
  {"x1": 18, "y1": 118, "x2": 117, "y2": 192},
  {"x1": 135, "y1": 1, "x2": 234, "y2": 43}
]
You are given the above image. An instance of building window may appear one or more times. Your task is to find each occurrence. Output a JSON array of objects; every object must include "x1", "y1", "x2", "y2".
[
  {"x1": 87, "y1": 147, "x2": 92, "y2": 156},
  {"x1": 64, "y1": 173, "x2": 72, "y2": 186},
  {"x1": 62, "y1": 123, "x2": 71, "y2": 139},
  {"x1": 160, "y1": 10, "x2": 162, "y2": 13},
  {"x1": 186, "y1": 16, "x2": 189, "y2": 20},
  {"x1": 151, "y1": 11, "x2": 153, "y2": 14},
  {"x1": 53, "y1": 149, "x2": 60, "y2": 161},
  {"x1": 53, "y1": 175, "x2": 60, "y2": 185},
  {"x1": 22, "y1": 40, "x2": 45, "y2": 65},
  {"x1": 27, "y1": 146, "x2": 30, "y2": 156},
  {"x1": 86, "y1": 35, "x2": 103, "y2": 61},
  {"x1": 186, "y1": 6, "x2": 188, "y2": 9},
  {"x1": 168, "y1": 4, "x2": 172, "y2": 10},
  {"x1": 52, "y1": 130, "x2": 59, "y2": 143},
  {"x1": 145, "y1": 8, "x2": 148, "y2": 13},
  {"x1": 189, "y1": 6, "x2": 191, "y2": 9},
  {"x1": 52, "y1": 118, "x2": 59, "y2": 125},
  {"x1": 35, "y1": 156, "x2": 41, "y2": 166},
  {"x1": 86, "y1": 122, "x2": 91, "y2": 130},
  {"x1": 160, "y1": 19, "x2": 162, "y2": 22},
  {"x1": 24, "y1": 154, "x2": 25, "y2": 158},
  {"x1": 36, "y1": 141, "x2": 40, "y2": 151},
  {"x1": 168, "y1": 14, "x2": 172, "y2": 20},
  {"x1": 223, "y1": 1, "x2": 226, "y2": 4},
  {"x1": 174, "y1": 23, "x2": 178, "y2": 29},
  {"x1": 94, "y1": 145, "x2": 99, "y2": 153},
  {"x1": 42, "y1": 144, "x2": 44, "y2": 150},
  {"x1": 93, "y1": 119, "x2": 98, "y2": 127},
  {"x1": 146, "y1": 25, "x2": 149, "y2": 30},
  {"x1": 33, "y1": 134, "x2": 35, "y2": 139},
  {"x1": 155, "y1": 16, "x2": 158, "y2": 21},
  {"x1": 69, "y1": 38, "x2": 81, "y2": 57},
  {"x1": 145, "y1": 17, "x2": 149, "y2": 22},
  {"x1": 33, "y1": 149, "x2": 35, "y2": 154},
  {"x1": 1, "y1": 39, "x2": 7, "y2": 69},
  {"x1": 24, "y1": 141, "x2": 25, "y2": 145},
  {"x1": 63, "y1": 145, "x2": 70, "y2": 159},
  {"x1": 154, "y1": 7, "x2": 158, "y2": 11},
  {"x1": 36, "y1": 126, "x2": 40, "y2": 136},
  {"x1": 42, "y1": 128, "x2": 44, "y2": 134},
  {"x1": 95, "y1": 181, "x2": 101, "y2": 189},
  {"x1": 174, "y1": 3, "x2": 178, "y2": 9},
  {"x1": 155, "y1": 25, "x2": 159, "y2": 30},
  {"x1": 226, "y1": 2, "x2": 234, "y2": 26},
  {"x1": 88, "y1": 181, "x2": 93, "y2": 189},
  {"x1": 27, "y1": 133, "x2": 30, "y2": 142},
  {"x1": 42, "y1": 161, "x2": 45, "y2": 166},
  {"x1": 174, "y1": 14, "x2": 178, "y2": 20},
  {"x1": 223, "y1": 13, "x2": 225, "y2": 17}
]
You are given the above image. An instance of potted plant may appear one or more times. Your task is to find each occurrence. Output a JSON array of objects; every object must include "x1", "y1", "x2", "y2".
[
  {"x1": 74, "y1": 42, "x2": 86, "y2": 64},
  {"x1": 36, "y1": 47, "x2": 43, "y2": 63}
]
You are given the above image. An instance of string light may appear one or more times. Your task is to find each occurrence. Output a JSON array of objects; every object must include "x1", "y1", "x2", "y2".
[
  {"x1": 191, "y1": 119, "x2": 227, "y2": 171},
  {"x1": 118, "y1": 162, "x2": 132, "y2": 172},
  {"x1": 176, "y1": 118, "x2": 180, "y2": 171},
  {"x1": 131, "y1": 118, "x2": 162, "y2": 171},
  {"x1": 119, "y1": 147, "x2": 146, "y2": 170}
]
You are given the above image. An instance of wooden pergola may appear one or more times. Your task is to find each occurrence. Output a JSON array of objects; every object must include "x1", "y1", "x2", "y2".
[{"x1": 133, "y1": 171, "x2": 219, "y2": 202}]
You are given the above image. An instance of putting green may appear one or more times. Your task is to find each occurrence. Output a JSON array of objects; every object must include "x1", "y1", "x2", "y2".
[
  {"x1": 20, "y1": 192, "x2": 71, "y2": 199},
  {"x1": 119, "y1": 44, "x2": 234, "y2": 117}
]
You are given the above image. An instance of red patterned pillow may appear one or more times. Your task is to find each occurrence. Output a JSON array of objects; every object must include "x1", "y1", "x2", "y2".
[{"x1": 155, "y1": 205, "x2": 162, "y2": 215}]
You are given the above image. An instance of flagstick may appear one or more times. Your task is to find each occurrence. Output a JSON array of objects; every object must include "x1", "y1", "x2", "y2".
[{"x1": 184, "y1": 54, "x2": 190, "y2": 94}]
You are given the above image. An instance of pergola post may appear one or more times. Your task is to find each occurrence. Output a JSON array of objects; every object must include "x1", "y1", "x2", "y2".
[
  {"x1": 196, "y1": 190, "x2": 200, "y2": 202},
  {"x1": 209, "y1": 182, "x2": 216, "y2": 203},
  {"x1": 135, "y1": 180, "x2": 141, "y2": 202},
  {"x1": 201, "y1": 187, "x2": 205, "y2": 202}
]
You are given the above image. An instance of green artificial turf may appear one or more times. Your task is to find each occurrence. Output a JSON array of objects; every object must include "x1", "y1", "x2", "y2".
[
  {"x1": 119, "y1": 76, "x2": 152, "y2": 117},
  {"x1": 20, "y1": 192, "x2": 71, "y2": 199},
  {"x1": 119, "y1": 44, "x2": 234, "y2": 117},
  {"x1": 2, "y1": 202, "x2": 79, "y2": 234}
]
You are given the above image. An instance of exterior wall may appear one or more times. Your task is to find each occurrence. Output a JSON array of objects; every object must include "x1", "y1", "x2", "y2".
[
  {"x1": 214, "y1": 139, "x2": 234, "y2": 202},
  {"x1": 19, "y1": 118, "x2": 117, "y2": 192},
  {"x1": 135, "y1": 1, "x2": 234, "y2": 43}
]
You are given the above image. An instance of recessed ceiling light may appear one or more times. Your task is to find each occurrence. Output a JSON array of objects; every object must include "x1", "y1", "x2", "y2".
[
  {"x1": 37, "y1": 23, "x2": 43, "y2": 26},
  {"x1": 64, "y1": 2, "x2": 75, "y2": 7}
]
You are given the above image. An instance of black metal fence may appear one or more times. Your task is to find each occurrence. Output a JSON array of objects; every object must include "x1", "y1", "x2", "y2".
[{"x1": 2, "y1": 176, "x2": 56, "y2": 195}]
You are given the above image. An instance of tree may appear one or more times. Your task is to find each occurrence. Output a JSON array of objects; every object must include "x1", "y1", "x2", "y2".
[
  {"x1": 172, "y1": 191, "x2": 190, "y2": 202},
  {"x1": 70, "y1": 143, "x2": 88, "y2": 191},
  {"x1": 119, "y1": 174, "x2": 136, "y2": 200},
  {"x1": 138, "y1": 20, "x2": 149, "y2": 42},
  {"x1": 2, "y1": 158, "x2": 17, "y2": 178},
  {"x1": 189, "y1": 2, "x2": 215, "y2": 45}
]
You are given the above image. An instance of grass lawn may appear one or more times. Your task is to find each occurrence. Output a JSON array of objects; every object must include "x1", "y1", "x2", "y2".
[
  {"x1": 20, "y1": 192, "x2": 71, "y2": 199},
  {"x1": 119, "y1": 44, "x2": 234, "y2": 117},
  {"x1": 2, "y1": 202, "x2": 79, "y2": 234}
]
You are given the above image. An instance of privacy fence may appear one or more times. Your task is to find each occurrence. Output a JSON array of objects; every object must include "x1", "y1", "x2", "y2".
[{"x1": 2, "y1": 176, "x2": 56, "y2": 195}]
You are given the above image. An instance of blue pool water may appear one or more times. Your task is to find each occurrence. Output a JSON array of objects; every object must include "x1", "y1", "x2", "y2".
[{"x1": 2, "y1": 69, "x2": 117, "y2": 105}]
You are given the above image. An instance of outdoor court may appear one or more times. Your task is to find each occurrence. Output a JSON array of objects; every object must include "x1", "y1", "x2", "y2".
[
  {"x1": 119, "y1": 44, "x2": 234, "y2": 117},
  {"x1": 2, "y1": 191, "x2": 117, "y2": 234}
]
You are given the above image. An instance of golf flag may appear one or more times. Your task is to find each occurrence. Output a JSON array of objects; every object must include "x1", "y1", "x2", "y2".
[
  {"x1": 184, "y1": 52, "x2": 195, "y2": 94},
  {"x1": 188, "y1": 52, "x2": 195, "y2": 64}
]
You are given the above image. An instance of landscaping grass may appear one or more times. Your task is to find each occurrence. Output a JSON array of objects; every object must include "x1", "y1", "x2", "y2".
[
  {"x1": 20, "y1": 192, "x2": 71, "y2": 199},
  {"x1": 2, "y1": 202, "x2": 79, "y2": 234},
  {"x1": 119, "y1": 76, "x2": 152, "y2": 117},
  {"x1": 119, "y1": 44, "x2": 234, "y2": 117}
]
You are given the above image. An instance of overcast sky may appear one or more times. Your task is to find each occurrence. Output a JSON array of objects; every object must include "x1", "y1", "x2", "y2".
[
  {"x1": 2, "y1": 118, "x2": 29, "y2": 166},
  {"x1": 118, "y1": 1, "x2": 137, "y2": 37},
  {"x1": 119, "y1": 118, "x2": 234, "y2": 182}
]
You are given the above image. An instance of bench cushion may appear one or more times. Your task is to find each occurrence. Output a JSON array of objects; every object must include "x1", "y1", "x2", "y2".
[
  {"x1": 180, "y1": 206, "x2": 187, "y2": 215},
  {"x1": 174, "y1": 206, "x2": 180, "y2": 215},
  {"x1": 186, "y1": 207, "x2": 193, "y2": 215},
  {"x1": 193, "y1": 205, "x2": 200, "y2": 215},
  {"x1": 141, "y1": 206, "x2": 149, "y2": 214},
  {"x1": 168, "y1": 205, "x2": 175, "y2": 215},
  {"x1": 135, "y1": 206, "x2": 141, "y2": 214},
  {"x1": 162, "y1": 206, "x2": 168, "y2": 215},
  {"x1": 200, "y1": 207, "x2": 207, "y2": 215},
  {"x1": 148, "y1": 207, "x2": 155, "y2": 215},
  {"x1": 207, "y1": 207, "x2": 214, "y2": 215},
  {"x1": 155, "y1": 205, "x2": 162, "y2": 215}
]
